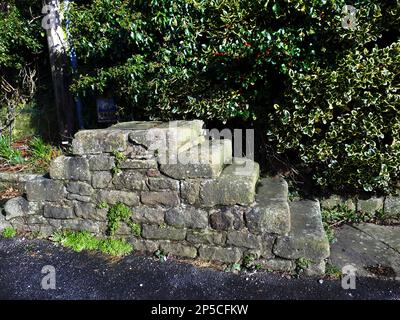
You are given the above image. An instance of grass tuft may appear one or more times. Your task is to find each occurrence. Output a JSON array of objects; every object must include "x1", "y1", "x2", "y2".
[
  {"x1": 1, "y1": 226, "x2": 16, "y2": 238},
  {"x1": 0, "y1": 136, "x2": 24, "y2": 165},
  {"x1": 325, "y1": 263, "x2": 342, "y2": 279},
  {"x1": 51, "y1": 230, "x2": 133, "y2": 257},
  {"x1": 107, "y1": 203, "x2": 132, "y2": 236}
]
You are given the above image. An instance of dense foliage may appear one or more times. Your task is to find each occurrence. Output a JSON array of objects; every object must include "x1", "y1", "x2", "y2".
[
  {"x1": 68, "y1": 0, "x2": 399, "y2": 193},
  {"x1": 0, "y1": 1, "x2": 42, "y2": 74},
  {"x1": 0, "y1": 1, "x2": 43, "y2": 99},
  {"x1": 0, "y1": 1, "x2": 50, "y2": 139},
  {"x1": 1, "y1": 0, "x2": 398, "y2": 193},
  {"x1": 273, "y1": 43, "x2": 399, "y2": 192}
]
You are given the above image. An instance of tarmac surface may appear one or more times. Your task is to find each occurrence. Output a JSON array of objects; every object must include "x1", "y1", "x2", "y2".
[{"x1": 0, "y1": 237, "x2": 399, "y2": 300}]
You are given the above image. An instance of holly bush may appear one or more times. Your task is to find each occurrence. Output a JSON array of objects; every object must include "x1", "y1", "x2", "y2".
[
  {"x1": 272, "y1": 43, "x2": 399, "y2": 193},
  {"x1": 68, "y1": 0, "x2": 399, "y2": 193}
]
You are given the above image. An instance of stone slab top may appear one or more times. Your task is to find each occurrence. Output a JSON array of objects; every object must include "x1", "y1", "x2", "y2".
[
  {"x1": 111, "y1": 121, "x2": 163, "y2": 130},
  {"x1": 72, "y1": 120, "x2": 205, "y2": 155},
  {"x1": 111, "y1": 120, "x2": 204, "y2": 131}
]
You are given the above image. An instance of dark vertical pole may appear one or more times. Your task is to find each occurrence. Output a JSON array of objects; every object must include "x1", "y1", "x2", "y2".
[{"x1": 64, "y1": 0, "x2": 84, "y2": 129}]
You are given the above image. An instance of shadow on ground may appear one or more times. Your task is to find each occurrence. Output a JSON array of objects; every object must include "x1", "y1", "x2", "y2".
[{"x1": 0, "y1": 237, "x2": 399, "y2": 300}]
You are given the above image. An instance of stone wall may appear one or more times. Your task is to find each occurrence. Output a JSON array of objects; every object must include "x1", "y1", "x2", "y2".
[
  {"x1": 320, "y1": 194, "x2": 400, "y2": 220},
  {"x1": 0, "y1": 121, "x2": 330, "y2": 275},
  {"x1": 0, "y1": 173, "x2": 43, "y2": 189}
]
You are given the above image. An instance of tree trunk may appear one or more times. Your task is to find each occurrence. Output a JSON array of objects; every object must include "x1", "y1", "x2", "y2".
[{"x1": 43, "y1": 0, "x2": 76, "y2": 143}]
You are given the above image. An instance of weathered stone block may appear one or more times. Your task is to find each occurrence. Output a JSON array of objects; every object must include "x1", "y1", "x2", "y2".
[
  {"x1": 128, "y1": 238, "x2": 159, "y2": 253},
  {"x1": 95, "y1": 208, "x2": 109, "y2": 222},
  {"x1": 141, "y1": 191, "x2": 180, "y2": 207},
  {"x1": 92, "y1": 171, "x2": 113, "y2": 189},
  {"x1": 31, "y1": 225, "x2": 56, "y2": 237},
  {"x1": 357, "y1": 197, "x2": 384, "y2": 214},
  {"x1": 67, "y1": 194, "x2": 92, "y2": 202},
  {"x1": 74, "y1": 201, "x2": 107, "y2": 221},
  {"x1": 117, "y1": 120, "x2": 204, "y2": 152},
  {"x1": 126, "y1": 144, "x2": 154, "y2": 159},
  {"x1": 120, "y1": 159, "x2": 157, "y2": 170},
  {"x1": 186, "y1": 230, "x2": 226, "y2": 245},
  {"x1": 87, "y1": 154, "x2": 115, "y2": 171},
  {"x1": 159, "y1": 140, "x2": 232, "y2": 179},
  {"x1": 199, "y1": 158, "x2": 259, "y2": 207},
  {"x1": 72, "y1": 129, "x2": 128, "y2": 155},
  {"x1": 0, "y1": 212, "x2": 12, "y2": 231},
  {"x1": 320, "y1": 195, "x2": 356, "y2": 211},
  {"x1": 148, "y1": 177, "x2": 179, "y2": 191},
  {"x1": 209, "y1": 210, "x2": 233, "y2": 231},
  {"x1": 26, "y1": 178, "x2": 66, "y2": 202},
  {"x1": 165, "y1": 207, "x2": 208, "y2": 229},
  {"x1": 142, "y1": 224, "x2": 186, "y2": 240},
  {"x1": 255, "y1": 258, "x2": 295, "y2": 272},
  {"x1": 178, "y1": 135, "x2": 206, "y2": 154},
  {"x1": 180, "y1": 180, "x2": 200, "y2": 205},
  {"x1": 243, "y1": 248, "x2": 263, "y2": 259},
  {"x1": 43, "y1": 203, "x2": 74, "y2": 219},
  {"x1": 0, "y1": 173, "x2": 43, "y2": 184},
  {"x1": 146, "y1": 168, "x2": 161, "y2": 177},
  {"x1": 74, "y1": 201, "x2": 96, "y2": 219},
  {"x1": 273, "y1": 200, "x2": 330, "y2": 261},
  {"x1": 209, "y1": 207, "x2": 246, "y2": 231},
  {"x1": 9, "y1": 217, "x2": 30, "y2": 232},
  {"x1": 303, "y1": 260, "x2": 326, "y2": 276},
  {"x1": 246, "y1": 201, "x2": 290, "y2": 235},
  {"x1": 131, "y1": 207, "x2": 165, "y2": 225},
  {"x1": 112, "y1": 170, "x2": 146, "y2": 190},
  {"x1": 384, "y1": 196, "x2": 400, "y2": 218},
  {"x1": 49, "y1": 156, "x2": 90, "y2": 181},
  {"x1": 61, "y1": 219, "x2": 103, "y2": 234},
  {"x1": 253, "y1": 176, "x2": 290, "y2": 240},
  {"x1": 260, "y1": 234, "x2": 276, "y2": 259},
  {"x1": 224, "y1": 206, "x2": 246, "y2": 230},
  {"x1": 256, "y1": 176, "x2": 288, "y2": 202},
  {"x1": 97, "y1": 190, "x2": 139, "y2": 206},
  {"x1": 159, "y1": 241, "x2": 197, "y2": 258},
  {"x1": 66, "y1": 182, "x2": 94, "y2": 196},
  {"x1": 198, "y1": 245, "x2": 242, "y2": 263},
  {"x1": 115, "y1": 222, "x2": 132, "y2": 235},
  {"x1": 4, "y1": 197, "x2": 42, "y2": 220},
  {"x1": 46, "y1": 218, "x2": 63, "y2": 229},
  {"x1": 26, "y1": 215, "x2": 48, "y2": 225},
  {"x1": 227, "y1": 230, "x2": 261, "y2": 249}
]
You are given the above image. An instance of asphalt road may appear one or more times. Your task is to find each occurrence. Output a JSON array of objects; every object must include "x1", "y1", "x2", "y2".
[{"x1": 0, "y1": 237, "x2": 399, "y2": 300}]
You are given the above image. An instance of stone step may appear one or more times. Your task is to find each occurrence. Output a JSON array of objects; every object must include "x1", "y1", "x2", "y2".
[
  {"x1": 159, "y1": 139, "x2": 232, "y2": 179},
  {"x1": 72, "y1": 120, "x2": 204, "y2": 155},
  {"x1": 199, "y1": 157, "x2": 259, "y2": 206},
  {"x1": 256, "y1": 176, "x2": 289, "y2": 203},
  {"x1": 72, "y1": 129, "x2": 129, "y2": 155},
  {"x1": 245, "y1": 176, "x2": 291, "y2": 236},
  {"x1": 119, "y1": 120, "x2": 204, "y2": 153},
  {"x1": 273, "y1": 200, "x2": 330, "y2": 274}
]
